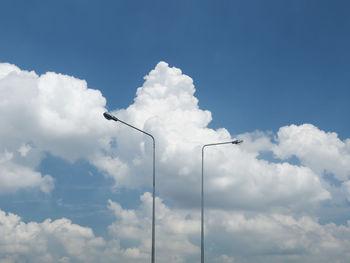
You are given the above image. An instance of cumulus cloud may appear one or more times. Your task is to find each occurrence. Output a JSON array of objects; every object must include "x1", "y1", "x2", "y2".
[
  {"x1": 0, "y1": 193, "x2": 198, "y2": 263},
  {"x1": 97, "y1": 62, "x2": 332, "y2": 213},
  {"x1": 0, "y1": 62, "x2": 113, "y2": 193},
  {"x1": 108, "y1": 193, "x2": 199, "y2": 263},
  {"x1": 3, "y1": 192, "x2": 350, "y2": 263},
  {"x1": 0, "y1": 60, "x2": 340, "y2": 209},
  {"x1": 0, "y1": 209, "x2": 107, "y2": 263},
  {"x1": 206, "y1": 209, "x2": 350, "y2": 263},
  {"x1": 0, "y1": 150, "x2": 53, "y2": 194},
  {"x1": 1, "y1": 61, "x2": 350, "y2": 262},
  {"x1": 273, "y1": 124, "x2": 350, "y2": 181}
]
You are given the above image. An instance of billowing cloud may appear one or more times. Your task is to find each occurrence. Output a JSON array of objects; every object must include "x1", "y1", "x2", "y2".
[
  {"x1": 98, "y1": 62, "x2": 332, "y2": 213},
  {"x1": 0, "y1": 63, "x2": 113, "y2": 193},
  {"x1": 206, "y1": 209, "x2": 350, "y2": 263},
  {"x1": 1, "y1": 61, "x2": 350, "y2": 262},
  {"x1": 0, "y1": 150, "x2": 53, "y2": 194},
  {"x1": 0, "y1": 61, "x2": 338, "y2": 209},
  {"x1": 273, "y1": 124, "x2": 350, "y2": 181},
  {"x1": 109, "y1": 193, "x2": 350, "y2": 263},
  {"x1": 2, "y1": 192, "x2": 350, "y2": 263},
  {"x1": 0, "y1": 209, "x2": 107, "y2": 263},
  {"x1": 108, "y1": 193, "x2": 199, "y2": 263}
]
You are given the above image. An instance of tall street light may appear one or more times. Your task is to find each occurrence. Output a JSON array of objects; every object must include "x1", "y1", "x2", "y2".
[
  {"x1": 103, "y1": 112, "x2": 156, "y2": 263},
  {"x1": 201, "y1": 139, "x2": 243, "y2": 263}
]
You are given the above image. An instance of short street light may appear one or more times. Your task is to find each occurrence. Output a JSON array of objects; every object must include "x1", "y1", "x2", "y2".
[
  {"x1": 103, "y1": 112, "x2": 156, "y2": 263},
  {"x1": 201, "y1": 139, "x2": 243, "y2": 263}
]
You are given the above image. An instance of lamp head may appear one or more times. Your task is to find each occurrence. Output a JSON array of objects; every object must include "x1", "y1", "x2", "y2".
[
  {"x1": 103, "y1": 112, "x2": 115, "y2": 121},
  {"x1": 232, "y1": 139, "x2": 243, "y2": 144}
]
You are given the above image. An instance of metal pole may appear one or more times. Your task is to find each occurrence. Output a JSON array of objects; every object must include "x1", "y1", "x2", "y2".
[
  {"x1": 201, "y1": 146, "x2": 205, "y2": 263},
  {"x1": 201, "y1": 140, "x2": 242, "y2": 263},
  {"x1": 103, "y1": 112, "x2": 156, "y2": 263},
  {"x1": 152, "y1": 137, "x2": 155, "y2": 263}
]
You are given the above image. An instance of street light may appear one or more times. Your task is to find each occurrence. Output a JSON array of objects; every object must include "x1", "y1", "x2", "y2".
[
  {"x1": 201, "y1": 139, "x2": 243, "y2": 263},
  {"x1": 103, "y1": 112, "x2": 156, "y2": 263}
]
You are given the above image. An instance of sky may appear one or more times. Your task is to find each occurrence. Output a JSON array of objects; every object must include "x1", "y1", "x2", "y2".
[{"x1": 0, "y1": 0, "x2": 350, "y2": 262}]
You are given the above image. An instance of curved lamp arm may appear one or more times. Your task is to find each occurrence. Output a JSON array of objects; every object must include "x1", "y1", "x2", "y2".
[{"x1": 103, "y1": 112, "x2": 156, "y2": 263}]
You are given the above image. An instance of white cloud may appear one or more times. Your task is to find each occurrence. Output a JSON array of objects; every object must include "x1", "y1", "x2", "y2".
[
  {"x1": 98, "y1": 62, "x2": 331, "y2": 213},
  {"x1": 1, "y1": 192, "x2": 350, "y2": 263},
  {"x1": 0, "y1": 150, "x2": 53, "y2": 194},
  {"x1": 0, "y1": 61, "x2": 337, "y2": 209},
  {"x1": 1, "y1": 61, "x2": 350, "y2": 262},
  {"x1": 108, "y1": 193, "x2": 199, "y2": 263},
  {"x1": 0, "y1": 210, "x2": 107, "y2": 263},
  {"x1": 0, "y1": 193, "x2": 350, "y2": 263},
  {"x1": 18, "y1": 144, "x2": 31, "y2": 157},
  {"x1": 0, "y1": 63, "x2": 113, "y2": 193},
  {"x1": 0, "y1": 193, "x2": 199, "y2": 263},
  {"x1": 273, "y1": 124, "x2": 350, "y2": 181},
  {"x1": 0, "y1": 62, "x2": 349, "y2": 209},
  {"x1": 205, "y1": 209, "x2": 350, "y2": 263}
]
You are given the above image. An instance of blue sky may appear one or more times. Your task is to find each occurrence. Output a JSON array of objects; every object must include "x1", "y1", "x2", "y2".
[
  {"x1": 1, "y1": 1, "x2": 350, "y2": 262},
  {"x1": 2, "y1": 0, "x2": 350, "y2": 136}
]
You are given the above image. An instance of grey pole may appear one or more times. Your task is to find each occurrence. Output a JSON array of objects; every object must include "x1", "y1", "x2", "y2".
[
  {"x1": 103, "y1": 112, "x2": 156, "y2": 263},
  {"x1": 201, "y1": 140, "x2": 242, "y2": 263}
]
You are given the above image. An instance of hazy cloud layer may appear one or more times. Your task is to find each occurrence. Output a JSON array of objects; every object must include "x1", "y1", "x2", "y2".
[{"x1": 1, "y1": 195, "x2": 350, "y2": 263}]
